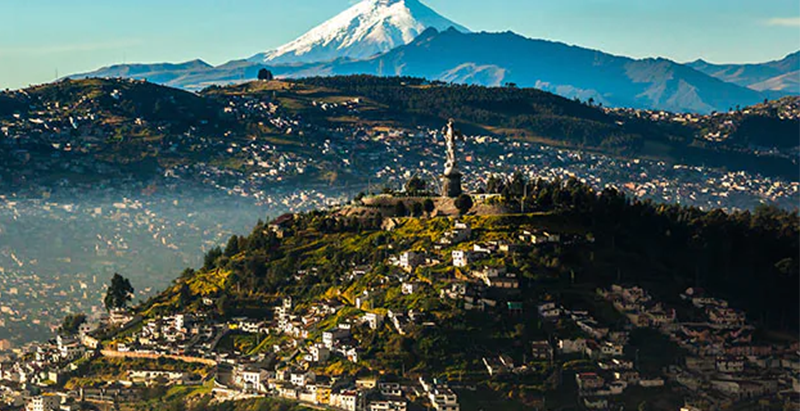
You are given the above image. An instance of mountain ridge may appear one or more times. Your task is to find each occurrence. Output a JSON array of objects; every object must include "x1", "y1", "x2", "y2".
[
  {"x1": 282, "y1": 29, "x2": 769, "y2": 113},
  {"x1": 688, "y1": 51, "x2": 800, "y2": 93},
  {"x1": 67, "y1": 29, "x2": 782, "y2": 114}
]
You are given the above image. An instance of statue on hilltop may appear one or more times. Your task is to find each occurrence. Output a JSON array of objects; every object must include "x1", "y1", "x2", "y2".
[
  {"x1": 441, "y1": 119, "x2": 464, "y2": 198},
  {"x1": 443, "y1": 118, "x2": 464, "y2": 175}
]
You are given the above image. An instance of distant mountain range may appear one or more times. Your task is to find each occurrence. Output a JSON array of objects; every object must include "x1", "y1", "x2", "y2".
[
  {"x1": 268, "y1": 28, "x2": 776, "y2": 113},
  {"x1": 68, "y1": 0, "x2": 798, "y2": 114},
  {"x1": 688, "y1": 52, "x2": 799, "y2": 94}
]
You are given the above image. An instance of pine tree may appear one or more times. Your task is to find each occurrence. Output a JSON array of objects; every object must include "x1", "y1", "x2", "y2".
[
  {"x1": 104, "y1": 273, "x2": 134, "y2": 312},
  {"x1": 257, "y1": 69, "x2": 274, "y2": 81},
  {"x1": 224, "y1": 235, "x2": 240, "y2": 257},
  {"x1": 455, "y1": 194, "x2": 473, "y2": 215}
]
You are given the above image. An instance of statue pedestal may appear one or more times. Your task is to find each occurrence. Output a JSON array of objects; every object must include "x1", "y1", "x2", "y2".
[{"x1": 442, "y1": 171, "x2": 463, "y2": 198}]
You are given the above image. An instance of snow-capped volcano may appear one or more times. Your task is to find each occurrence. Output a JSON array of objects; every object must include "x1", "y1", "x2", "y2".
[{"x1": 251, "y1": 0, "x2": 469, "y2": 65}]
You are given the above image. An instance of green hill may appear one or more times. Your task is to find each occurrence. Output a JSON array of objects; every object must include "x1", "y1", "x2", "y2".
[
  {"x1": 2, "y1": 77, "x2": 797, "y2": 188},
  {"x1": 61, "y1": 175, "x2": 799, "y2": 409},
  {"x1": 147, "y1": 177, "x2": 798, "y2": 333},
  {"x1": 130, "y1": 179, "x2": 797, "y2": 408},
  {"x1": 291, "y1": 76, "x2": 799, "y2": 178}
]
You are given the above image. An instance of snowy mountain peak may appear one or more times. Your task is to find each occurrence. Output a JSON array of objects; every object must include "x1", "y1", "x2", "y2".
[{"x1": 252, "y1": 0, "x2": 469, "y2": 65}]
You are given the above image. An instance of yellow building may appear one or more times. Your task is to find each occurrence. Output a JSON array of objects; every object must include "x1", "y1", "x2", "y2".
[{"x1": 315, "y1": 385, "x2": 331, "y2": 405}]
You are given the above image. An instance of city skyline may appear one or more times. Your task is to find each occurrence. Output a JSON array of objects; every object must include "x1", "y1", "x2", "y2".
[{"x1": 1, "y1": 0, "x2": 799, "y2": 90}]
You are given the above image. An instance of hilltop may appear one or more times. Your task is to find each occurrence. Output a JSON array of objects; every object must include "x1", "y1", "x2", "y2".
[{"x1": 42, "y1": 176, "x2": 799, "y2": 410}]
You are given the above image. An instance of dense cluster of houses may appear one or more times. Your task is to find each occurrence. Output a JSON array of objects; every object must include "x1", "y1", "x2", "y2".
[
  {"x1": 212, "y1": 292, "x2": 460, "y2": 411},
  {"x1": 604, "y1": 96, "x2": 800, "y2": 149},
  {"x1": 601, "y1": 285, "x2": 800, "y2": 409},
  {"x1": 534, "y1": 295, "x2": 666, "y2": 409},
  {"x1": 228, "y1": 368, "x2": 427, "y2": 411},
  {"x1": 0, "y1": 315, "x2": 114, "y2": 409}
]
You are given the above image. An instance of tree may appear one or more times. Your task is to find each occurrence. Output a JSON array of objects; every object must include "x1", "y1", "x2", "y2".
[
  {"x1": 224, "y1": 235, "x2": 240, "y2": 258},
  {"x1": 204, "y1": 246, "x2": 223, "y2": 270},
  {"x1": 454, "y1": 194, "x2": 473, "y2": 215},
  {"x1": 354, "y1": 192, "x2": 366, "y2": 203},
  {"x1": 486, "y1": 175, "x2": 505, "y2": 194},
  {"x1": 405, "y1": 176, "x2": 427, "y2": 195},
  {"x1": 104, "y1": 273, "x2": 134, "y2": 312},
  {"x1": 178, "y1": 282, "x2": 193, "y2": 308},
  {"x1": 423, "y1": 198, "x2": 435, "y2": 214},
  {"x1": 394, "y1": 201, "x2": 408, "y2": 217},
  {"x1": 411, "y1": 202, "x2": 424, "y2": 217},
  {"x1": 59, "y1": 314, "x2": 87, "y2": 335},
  {"x1": 257, "y1": 69, "x2": 274, "y2": 81}
]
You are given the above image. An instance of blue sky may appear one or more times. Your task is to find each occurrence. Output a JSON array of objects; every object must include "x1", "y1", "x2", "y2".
[{"x1": 1, "y1": 0, "x2": 798, "y2": 90}]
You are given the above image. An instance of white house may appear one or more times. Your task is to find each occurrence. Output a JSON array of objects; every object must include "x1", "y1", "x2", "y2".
[
  {"x1": 537, "y1": 302, "x2": 562, "y2": 320},
  {"x1": 330, "y1": 391, "x2": 359, "y2": 411},
  {"x1": 583, "y1": 397, "x2": 608, "y2": 409},
  {"x1": 558, "y1": 338, "x2": 586, "y2": 354},
  {"x1": 452, "y1": 250, "x2": 473, "y2": 268},
  {"x1": 379, "y1": 382, "x2": 402, "y2": 397},
  {"x1": 290, "y1": 370, "x2": 316, "y2": 387},
  {"x1": 401, "y1": 282, "x2": 421, "y2": 295},
  {"x1": 439, "y1": 221, "x2": 472, "y2": 245},
  {"x1": 428, "y1": 386, "x2": 459, "y2": 411},
  {"x1": 601, "y1": 342, "x2": 624, "y2": 357},
  {"x1": 396, "y1": 252, "x2": 425, "y2": 271},
  {"x1": 309, "y1": 344, "x2": 330, "y2": 363},
  {"x1": 323, "y1": 327, "x2": 351, "y2": 349},
  {"x1": 26, "y1": 394, "x2": 61, "y2": 411},
  {"x1": 519, "y1": 230, "x2": 561, "y2": 245},
  {"x1": 363, "y1": 313, "x2": 384, "y2": 330},
  {"x1": 370, "y1": 399, "x2": 407, "y2": 411},
  {"x1": 716, "y1": 358, "x2": 745, "y2": 373}
]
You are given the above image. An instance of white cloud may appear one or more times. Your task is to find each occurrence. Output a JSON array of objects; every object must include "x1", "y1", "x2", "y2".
[{"x1": 765, "y1": 17, "x2": 800, "y2": 27}]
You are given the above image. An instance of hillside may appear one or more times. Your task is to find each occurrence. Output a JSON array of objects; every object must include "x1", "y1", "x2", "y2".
[
  {"x1": 210, "y1": 75, "x2": 661, "y2": 152},
  {"x1": 106, "y1": 177, "x2": 798, "y2": 410},
  {"x1": 0, "y1": 78, "x2": 353, "y2": 190},
  {"x1": 147, "y1": 178, "x2": 800, "y2": 333},
  {"x1": 1, "y1": 77, "x2": 798, "y2": 194},
  {"x1": 287, "y1": 76, "x2": 800, "y2": 178}
]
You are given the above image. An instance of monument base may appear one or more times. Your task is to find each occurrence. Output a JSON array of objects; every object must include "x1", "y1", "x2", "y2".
[{"x1": 442, "y1": 172, "x2": 463, "y2": 198}]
